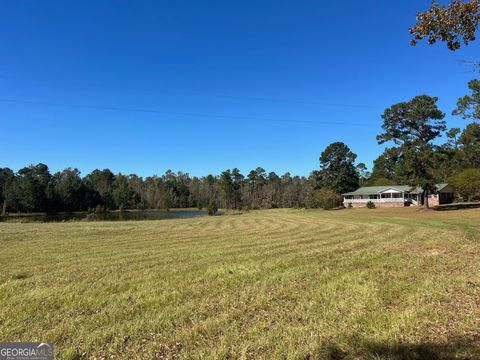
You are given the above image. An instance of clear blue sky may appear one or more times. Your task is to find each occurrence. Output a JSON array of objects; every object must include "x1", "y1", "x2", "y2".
[{"x1": 1, "y1": 1, "x2": 479, "y2": 177}]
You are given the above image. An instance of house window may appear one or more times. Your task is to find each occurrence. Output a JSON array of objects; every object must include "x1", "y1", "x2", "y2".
[{"x1": 392, "y1": 193, "x2": 403, "y2": 198}]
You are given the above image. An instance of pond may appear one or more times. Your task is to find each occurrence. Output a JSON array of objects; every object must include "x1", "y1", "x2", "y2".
[{"x1": 1, "y1": 210, "x2": 208, "y2": 222}]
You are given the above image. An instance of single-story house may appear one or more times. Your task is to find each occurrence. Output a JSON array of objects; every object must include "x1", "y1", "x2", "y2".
[{"x1": 342, "y1": 183, "x2": 454, "y2": 208}]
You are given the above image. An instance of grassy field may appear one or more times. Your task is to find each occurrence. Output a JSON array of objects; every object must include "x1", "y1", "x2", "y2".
[{"x1": 0, "y1": 208, "x2": 479, "y2": 359}]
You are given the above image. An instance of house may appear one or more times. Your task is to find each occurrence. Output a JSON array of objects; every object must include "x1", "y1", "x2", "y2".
[{"x1": 342, "y1": 183, "x2": 454, "y2": 208}]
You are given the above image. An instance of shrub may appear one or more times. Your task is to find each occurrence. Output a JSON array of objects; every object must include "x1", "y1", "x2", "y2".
[
  {"x1": 207, "y1": 200, "x2": 218, "y2": 216},
  {"x1": 95, "y1": 204, "x2": 105, "y2": 213},
  {"x1": 314, "y1": 188, "x2": 343, "y2": 210},
  {"x1": 366, "y1": 201, "x2": 376, "y2": 209},
  {"x1": 449, "y1": 168, "x2": 480, "y2": 201}
]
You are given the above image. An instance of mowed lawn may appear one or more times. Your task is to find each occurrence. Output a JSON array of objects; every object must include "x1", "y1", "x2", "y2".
[{"x1": 0, "y1": 209, "x2": 479, "y2": 359}]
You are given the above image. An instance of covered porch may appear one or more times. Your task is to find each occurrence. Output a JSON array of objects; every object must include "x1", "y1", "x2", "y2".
[{"x1": 343, "y1": 187, "x2": 421, "y2": 207}]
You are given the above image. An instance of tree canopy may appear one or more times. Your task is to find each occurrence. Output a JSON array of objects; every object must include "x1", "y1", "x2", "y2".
[
  {"x1": 410, "y1": 0, "x2": 480, "y2": 51},
  {"x1": 453, "y1": 79, "x2": 480, "y2": 120},
  {"x1": 377, "y1": 95, "x2": 446, "y2": 208},
  {"x1": 449, "y1": 168, "x2": 480, "y2": 200},
  {"x1": 317, "y1": 142, "x2": 359, "y2": 194},
  {"x1": 377, "y1": 95, "x2": 446, "y2": 147}
]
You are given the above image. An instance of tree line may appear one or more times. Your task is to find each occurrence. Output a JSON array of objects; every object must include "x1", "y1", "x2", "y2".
[
  {"x1": 2, "y1": 79, "x2": 480, "y2": 213},
  {"x1": 0, "y1": 165, "x2": 317, "y2": 214}
]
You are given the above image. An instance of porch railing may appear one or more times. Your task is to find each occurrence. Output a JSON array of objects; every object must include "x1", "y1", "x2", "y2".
[{"x1": 343, "y1": 198, "x2": 406, "y2": 203}]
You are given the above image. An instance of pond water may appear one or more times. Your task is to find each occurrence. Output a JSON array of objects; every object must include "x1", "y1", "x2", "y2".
[{"x1": 1, "y1": 210, "x2": 208, "y2": 222}]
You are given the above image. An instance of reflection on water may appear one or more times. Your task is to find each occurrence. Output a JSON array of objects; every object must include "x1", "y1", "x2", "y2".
[{"x1": 1, "y1": 210, "x2": 208, "y2": 222}]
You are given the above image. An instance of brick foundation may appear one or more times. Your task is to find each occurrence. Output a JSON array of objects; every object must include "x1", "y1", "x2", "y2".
[
  {"x1": 427, "y1": 194, "x2": 439, "y2": 207},
  {"x1": 345, "y1": 201, "x2": 406, "y2": 208}
]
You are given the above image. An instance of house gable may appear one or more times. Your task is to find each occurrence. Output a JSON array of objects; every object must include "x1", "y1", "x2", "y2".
[
  {"x1": 379, "y1": 188, "x2": 403, "y2": 194},
  {"x1": 436, "y1": 184, "x2": 453, "y2": 193}
]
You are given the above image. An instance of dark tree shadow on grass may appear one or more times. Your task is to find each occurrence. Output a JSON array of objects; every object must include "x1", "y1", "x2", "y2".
[
  {"x1": 322, "y1": 335, "x2": 480, "y2": 360},
  {"x1": 434, "y1": 202, "x2": 480, "y2": 211}
]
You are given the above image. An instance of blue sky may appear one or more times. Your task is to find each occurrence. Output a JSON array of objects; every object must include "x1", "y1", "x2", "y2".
[{"x1": 1, "y1": 1, "x2": 479, "y2": 177}]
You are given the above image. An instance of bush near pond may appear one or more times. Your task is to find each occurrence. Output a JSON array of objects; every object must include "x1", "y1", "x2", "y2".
[{"x1": 313, "y1": 188, "x2": 343, "y2": 210}]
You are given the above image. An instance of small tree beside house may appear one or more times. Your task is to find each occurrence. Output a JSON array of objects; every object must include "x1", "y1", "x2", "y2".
[{"x1": 449, "y1": 168, "x2": 480, "y2": 201}]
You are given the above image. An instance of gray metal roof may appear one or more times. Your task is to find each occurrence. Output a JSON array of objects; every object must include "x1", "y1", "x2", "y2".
[{"x1": 343, "y1": 183, "x2": 449, "y2": 196}]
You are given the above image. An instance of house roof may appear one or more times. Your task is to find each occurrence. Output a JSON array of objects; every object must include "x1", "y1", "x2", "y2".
[
  {"x1": 343, "y1": 183, "x2": 449, "y2": 196},
  {"x1": 435, "y1": 183, "x2": 450, "y2": 192}
]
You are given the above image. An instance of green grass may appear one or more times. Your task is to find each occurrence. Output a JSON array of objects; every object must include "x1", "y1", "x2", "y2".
[{"x1": 0, "y1": 208, "x2": 479, "y2": 359}]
